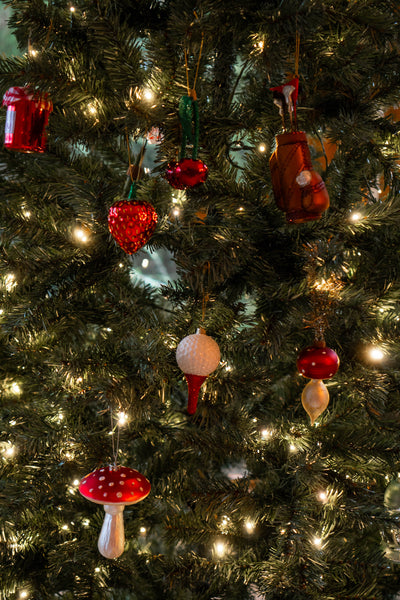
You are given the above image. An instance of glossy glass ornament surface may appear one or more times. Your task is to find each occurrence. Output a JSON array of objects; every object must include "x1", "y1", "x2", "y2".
[
  {"x1": 297, "y1": 345, "x2": 339, "y2": 380},
  {"x1": 166, "y1": 158, "x2": 208, "y2": 189},
  {"x1": 108, "y1": 199, "x2": 158, "y2": 254},
  {"x1": 3, "y1": 86, "x2": 52, "y2": 153},
  {"x1": 301, "y1": 379, "x2": 329, "y2": 425}
]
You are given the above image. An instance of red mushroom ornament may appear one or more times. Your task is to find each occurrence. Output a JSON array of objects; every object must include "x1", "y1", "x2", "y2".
[
  {"x1": 297, "y1": 342, "x2": 339, "y2": 425},
  {"x1": 176, "y1": 328, "x2": 220, "y2": 415},
  {"x1": 79, "y1": 465, "x2": 150, "y2": 559}
]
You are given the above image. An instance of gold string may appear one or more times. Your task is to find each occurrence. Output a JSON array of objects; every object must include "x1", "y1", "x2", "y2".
[
  {"x1": 193, "y1": 32, "x2": 204, "y2": 93},
  {"x1": 126, "y1": 130, "x2": 134, "y2": 182},
  {"x1": 295, "y1": 31, "x2": 300, "y2": 77},
  {"x1": 184, "y1": 48, "x2": 191, "y2": 96}
]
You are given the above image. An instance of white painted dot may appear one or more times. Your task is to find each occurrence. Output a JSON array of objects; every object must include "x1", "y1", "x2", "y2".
[
  {"x1": 329, "y1": 372, "x2": 333, "y2": 376},
  {"x1": 103, "y1": 493, "x2": 107, "y2": 497},
  {"x1": 311, "y1": 362, "x2": 316, "y2": 366},
  {"x1": 140, "y1": 487, "x2": 143, "y2": 491},
  {"x1": 119, "y1": 481, "x2": 124, "y2": 485},
  {"x1": 98, "y1": 485, "x2": 103, "y2": 490},
  {"x1": 89, "y1": 488, "x2": 94, "y2": 492},
  {"x1": 117, "y1": 492, "x2": 122, "y2": 498},
  {"x1": 82, "y1": 479, "x2": 86, "y2": 484},
  {"x1": 100, "y1": 469, "x2": 104, "y2": 472},
  {"x1": 137, "y1": 477, "x2": 142, "y2": 482},
  {"x1": 121, "y1": 474, "x2": 126, "y2": 478},
  {"x1": 322, "y1": 351, "x2": 326, "y2": 354},
  {"x1": 99, "y1": 476, "x2": 105, "y2": 481},
  {"x1": 301, "y1": 369, "x2": 305, "y2": 373},
  {"x1": 109, "y1": 482, "x2": 114, "y2": 487}
]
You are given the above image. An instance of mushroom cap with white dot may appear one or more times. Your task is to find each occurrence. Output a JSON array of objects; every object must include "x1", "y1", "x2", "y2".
[{"x1": 79, "y1": 465, "x2": 151, "y2": 506}]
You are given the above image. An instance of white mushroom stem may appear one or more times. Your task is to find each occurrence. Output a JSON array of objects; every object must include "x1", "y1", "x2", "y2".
[{"x1": 98, "y1": 504, "x2": 125, "y2": 559}]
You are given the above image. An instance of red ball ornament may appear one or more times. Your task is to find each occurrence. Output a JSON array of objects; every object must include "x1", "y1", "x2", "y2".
[
  {"x1": 165, "y1": 161, "x2": 186, "y2": 190},
  {"x1": 166, "y1": 158, "x2": 208, "y2": 189},
  {"x1": 297, "y1": 344, "x2": 339, "y2": 380},
  {"x1": 108, "y1": 199, "x2": 158, "y2": 254},
  {"x1": 2, "y1": 86, "x2": 53, "y2": 153}
]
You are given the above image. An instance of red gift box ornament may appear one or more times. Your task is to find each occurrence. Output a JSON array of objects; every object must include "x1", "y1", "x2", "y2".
[
  {"x1": 108, "y1": 182, "x2": 158, "y2": 254},
  {"x1": 297, "y1": 341, "x2": 339, "y2": 425},
  {"x1": 166, "y1": 93, "x2": 208, "y2": 189},
  {"x1": 2, "y1": 86, "x2": 53, "y2": 153}
]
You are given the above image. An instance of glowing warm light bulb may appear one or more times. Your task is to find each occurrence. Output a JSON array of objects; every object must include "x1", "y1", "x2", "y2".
[
  {"x1": 87, "y1": 103, "x2": 97, "y2": 115},
  {"x1": 94, "y1": 567, "x2": 101, "y2": 573},
  {"x1": 29, "y1": 49, "x2": 38, "y2": 57},
  {"x1": 261, "y1": 428, "x2": 272, "y2": 439},
  {"x1": 289, "y1": 444, "x2": 297, "y2": 452},
  {"x1": 117, "y1": 411, "x2": 128, "y2": 426},
  {"x1": 141, "y1": 258, "x2": 149, "y2": 269},
  {"x1": 143, "y1": 88, "x2": 154, "y2": 101},
  {"x1": 221, "y1": 516, "x2": 229, "y2": 527},
  {"x1": 23, "y1": 210, "x2": 31, "y2": 218},
  {"x1": 19, "y1": 592, "x2": 28, "y2": 599},
  {"x1": 74, "y1": 227, "x2": 89, "y2": 242},
  {"x1": 5, "y1": 273, "x2": 16, "y2": 291},
  {"x1": 244, "y1": 520, "x2": 255, "y2": 533},
  {"x1": 82, "y1": 518, "x2": 90, "y2": 527},
  {"x1": 350, "y1": 212, "x2": 362, "y2": 222},
  {"x1": 5, "y1": 446, "x2": 16, "y2": 457},
  {"x1": 61, "y1": 524, "x2": 69, "y2": 531},
  {"x1": 313, "y1": 536, "x2": 322, "y2": 547},
  {"x1": 318, "y1": 491, "x2": 327, "y2": 502},
  {"x1": 257, "y1": 40, "x2": 264, "y2": 50},
  {"x1": 0, "y1": 309, "x2": 4, "y2": 315},
  {"x1": 11, "y1": 382, "x2": 21, "y2": 395},
  {"x1": 258, "y1": 143, "x2": 266, "y2": 152},
  {"x1": 70, "y1": 5, "x2": 76, "y2": 11},
  {"x1": 139, "y1": 526, "x2": 147, "y2": 534},
  {"x1": 73, "y1": 479, "x2": 80, "y2": 486},
  {"x1": 172, "y1": 208, "x2": 180, "y2": 217},
  {"x1": 214, "y1": 541, "x2": 226, "y2": 557},
  {"x1": 369, "y1": 347, "x2": 385, "y2": 361}
]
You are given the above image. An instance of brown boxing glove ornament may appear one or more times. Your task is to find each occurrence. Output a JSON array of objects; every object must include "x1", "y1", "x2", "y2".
[{"x1": 269, "y1": 131, "x2": 329, "y2": 224}]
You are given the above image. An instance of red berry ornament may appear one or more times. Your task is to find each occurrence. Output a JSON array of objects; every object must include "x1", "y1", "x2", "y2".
[
  {"x1": 79, "y1": 465, "x2": 151, "y2": 559},
  {"x1": 108, "y1": 199, "x2": 157, "y2": 254},
  {"x1": 297, "y1": 345, "x2": 339, "y2": 380}
]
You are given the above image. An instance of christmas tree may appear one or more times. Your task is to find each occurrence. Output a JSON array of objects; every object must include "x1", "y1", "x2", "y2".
[{"x1": 1, "y1": 1, "x2": 400, "y2": 598}]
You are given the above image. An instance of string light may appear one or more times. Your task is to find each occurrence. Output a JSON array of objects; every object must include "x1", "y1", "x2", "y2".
[
  {"x1": 289, "y1": 443, "x2": 297, "y2": 452},
  {"x1": 313, "y1": 536, "x2": 322, "y2": 547},
  {"x1": 117, "y1": 411, "x2": 128, "y2": 426},
  {"x1": 19, "y1": 592, "x2": 28, "y2": 599},
  {"x1": 368, "y1": 346, "x2": 385, "y2": 361},
  {"x1": 258, "y1": 143, "x2": 266, "y2": 152},
  {"x1": 61, "y1": 524, "x2": 69, "y2": 531},
  {"x1": 73, "y1": 479, "x2": 80, "y2": 486},
  {"x1": 318, "y1": 491, "x2": 327, "y2": 502},
  {"x1": 10, "y1": 382, "x2": 21, "y2": 395},
  {"x1": 214, "y1": 541, "x2": 226, "y2": 557},
  {"x1": 140, "y1": 526, "x2": 147, "y2": 534},
  {"x1": 70, "y1": 5, "x2": 76, "y2": 12},
  {"x1": 4, "y1": 445, "x2": 16, "y2": 458},
  {"x1": 141, "y1": 258, "x2": 149, "y2": 269},
  {"x1": 74, "y1": 227, "x2": 89, "y2": 243},
  {"x1": 0, "y1": 309, "x2": 3, "y2": 314},
  {"x1": 261, "y1": 428, "x2": 272, "y2": 439},
  {"x1": 94, "y1": 567, "x2": 101, "y2": 573},
  {"x1": 349, "y1": 212, "x2": 362, "y2": 222},
  {"x1": 119, "y1": 263, "x2": 124, "y2": 268},
  {"x1": 5, "y1": 273, "x2": 16, "y2": 291},
  {"x1": 82, "y1": 519, "x2": 90, "y2": 527},
  {"x1": 87, "y1": 103, "x2": 97, "y2": 115},
  {"x1": 23, "y1": 210, "x2": 31, "y2": 218},
  {"x1": 221, "y1": 516, "x2": 230, "y2": 527},
  {"x1": 143, "y1": 88, "x2": 155, "y2": 102},
  {"x1": 172, "y1": 208, "x2": 180, "y2": 217},
  {"x1": 244, "y1": 519, "x2": 255, "y2": 533},
  {"x1": 29, "y1": 49, "x2": 38, "y2": 57}
]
